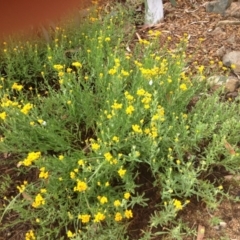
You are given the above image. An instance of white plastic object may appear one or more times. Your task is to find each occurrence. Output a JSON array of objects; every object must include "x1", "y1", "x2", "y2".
[{"x1": 145, "y1": 0, "x2": 164, "y2": 25}]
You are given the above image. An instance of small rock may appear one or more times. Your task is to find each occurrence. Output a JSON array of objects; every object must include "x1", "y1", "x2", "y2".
[
  {"x1": 219, "y1": 221, "x2": 227, "y2": 228},
  {"x1": 213, "y1": 225, "x2": 220, "y2": 230},
  {"x1": 215, "y1": 46, "x2": 226, "y2": 57},
  {"x1": 213, "y1": 221, "x2": 227, "y2": 230},
  {"x1": 207, "y1": 75, "x2": 227, "y2": 86},
  {"x1": 209, "y1": 26, "x2": 226, "y2": 36},
  {"x1": 222, "y1": 51, "x2": 240, "y2": 73},
  {"x1": 225, "y1": 2, "x2": 240, "y2": 18},
  {"x1": 226, "y1": 34, "x2": 236, "y2": 45},
  {"x1": 206, "y1": 0, "x2": 233, "y2": 14},
  {"x1": 225, "y1": 77, "x2": 240, "y2": 92}
]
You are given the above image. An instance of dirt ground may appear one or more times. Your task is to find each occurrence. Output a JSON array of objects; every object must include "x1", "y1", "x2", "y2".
[{"x1": 1, "y1": 0, "x2": 240, "y2": 239}]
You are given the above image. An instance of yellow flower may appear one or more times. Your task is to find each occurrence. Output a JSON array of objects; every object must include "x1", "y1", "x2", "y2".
[
  {"x1": 118, "y1": 167, "x2": 126, "y2": 178},
  {"x1": 115, "y1": 212, "x2": 123, "y2": 222},
  {"x1": 124, "y1": 192, "x2": 130, "y2": 200},
  {"x1": 104, "y1": 152, "x2": 112, "y2": 161},
  {"x1": 121, "y1": 70, "x2": 130, "y2": 76},
  {"x1": 91, "y1": 143, "x2": 100, "y2": 151},
  {"x1": 17, "y1": 181, "x2": 28, "y2": 193},
  {"x1": 179, "y1": 83, "x2": 187, "y2": 91},
  {"x1": 53, "y1": 64, "x2": 64, "y2": 71},
  {"x1": 114, "y1": 200, "x2": 121, "y2": 207},
  {"x1": 105, "y1": 37, "x2": 111, "y2": 42},
  {"x1": 67, "y1": 230, "x2": 75, "y2": 238},
  {"x1": 32, "y1": 193, "x2": 45, "y2": 208},
  {"x1": 78, "y1": 214, "x2": 91, "y2": 223},
  {"x1": 112, "y1": 136, "x2": 119, "y2": 142},
  {"x1": 173, "y1": 199, "x2": 183, "y2": 210},
  {"x1": 70, "y1": 171, "x2": 76, "y2": 179},
  {"x1": 39, "y1": 167, "x2": 49, "y2": 179},
  {"x1": 22, "y1": 152, "x2": 41, "y2": 166},
  {"x1": 58, "y1": 155, "x2": 64, "y2": 160},
  {"x1": 137, "y1": 88, "x2": 145, "y2": 96},
  {"x1": 78, "y1": 159, "x2": 84, "y2": 167},
  {"x1": 40, "y1": 188, "x2": 47, "y2": 193},
  {"x1": 108, "y1": 68, "x2": 117, "y2": 75},
  {"x1": 93, "y1": 212, "x2": 105, "y2": 222},
  {"x1": 124, "y1": 91, "x2": 134, "y2": 101},
  {"x1": 198, "y1": 65, "x2": 204, "y2": 73},
  {"x1": 111, "y1": 101, "x2": 122, "y2": 109},
  {"x1": 12, "y1": 82, "x2": 23, "y2": 91},
  {"x1": 72, "y1": 62, "x2": 82, "y2": 68},
  {"x1": 99, "y1": 196, "x2": 108, "y2": 204},
  {"x1": 25, "y1": 230, "x2": 36, "y2": 240},
  {"x1": 132, "y1": 124, "x2": 142, "y2": 134},
  {"x1": 124, "y1": 209, "x2": 133, "y2": 219},
  {"x1": 21, "y1": 103, "x2": 33, "y2": 115},
  {"x1": 126, "y1": 105, "x2": 135, "y2": 115},
  {"x1": 67, "y1": 68, "x2": 72, "y2": 73},
  {"x1": 74, "y1": 180, "x2": 87, "y2": 192},
  {"x1": 37, "y1": 119, "x2": 43, "y2": 124},
  {"x1": 0, "y1": 112, "x2": 7, "y2": 120}
]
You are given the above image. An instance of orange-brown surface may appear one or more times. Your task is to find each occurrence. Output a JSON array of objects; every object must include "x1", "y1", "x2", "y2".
[{"x1": 0, "y1": 0, "x2": 101, "y2": 38}]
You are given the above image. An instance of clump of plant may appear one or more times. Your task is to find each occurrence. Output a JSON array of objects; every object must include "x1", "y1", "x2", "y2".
[{"x1": 0, "y1": 4, "x2": 239, "y2": 240}]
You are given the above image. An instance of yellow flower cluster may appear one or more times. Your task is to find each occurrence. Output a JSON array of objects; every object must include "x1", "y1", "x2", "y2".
[
  {"x1": 20, "y1": 151, "x2": 41, "y2": 166},
  {"x1": 39, "y1": 167, "x2": 49, "y2": 179},
  {"x1": 78, "y1": 214, "x2": 91, "y2": 223},
  {"x1": 0, "y1": 111, "x2": 7, "y2": 120},
  {"x1": 98, "y1": 196, "x2": 108, "y2": 204},
  {"x1": 111, "y1": 101, "x2": 122, "y2": 110},
  {"x1": 25, "y1": 230, "x2": 36, "y2": 240},
  {"x1": 17, "y1": 180, "x2": 28, "y2": 193},
  {"x1": 104, "y1": 152, "x2": 118, "y2": 164},
  {"x1": 1, "y1": 97, "x2": 19, "y2": 108},
  {"x1": 126, "y1": 105, "x2": 135, "y2": 115},
  {"x1": 173, "y1": 199, "x2": 183, "y2": 210},
  {"x1": 115, "y1": 212, "x2": 122, "y2": 221},
  {"x1": 132, "y1": 124, "x2": 142, "y2": 134},
  {"x1": 108, "y1": 58, "x2": 121, "y2": 75},
  {"x1": 124, "y1": 209, "x2": 133, "y2": 219},
  {"x1": 12, "y1": 82, "x2": 23, "y2": 91},
  {"x1": 93, "y1": 212, "x2": 106, "y2": 222},
  {"x1": 32, "y1": 193, "x2": 45, "y2": 208},
  {"x1": 21, "y1": 103, "x2": 33, "y2": 115},
  {"x1": 151, "y1": 105, "x2": 165, "y2": 122},
  {"x1": 91, "y1": 142, "x2": 100, "y2": 151},
  {"x1": 118, "y1": 167, "x2": 126, "y2": 178},
  {"x1": 73, "y1": 179, "x2": 87, "y2": 192},
  {"x1": 72, "y1": 61, "x2": 82, "y2": 68},
  {"x1": 67, "y1": 230, "x2": 76, "y2": 238},
  {"x1": 136, "y1": 88, "x2": 152, "y2": 109}
]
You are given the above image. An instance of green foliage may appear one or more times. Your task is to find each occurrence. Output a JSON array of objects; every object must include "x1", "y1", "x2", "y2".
[
  {"x1": 170, "y1": 0, "x2": 177, "y2": 7},
  {"x1": 0, "y1": 4, "x2": 239, "y2": 240}
]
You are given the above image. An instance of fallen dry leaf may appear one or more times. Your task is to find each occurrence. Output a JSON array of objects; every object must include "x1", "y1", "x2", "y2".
[
  {"x1": 224, "y1": 139, "x2": 236, "y2": 155},
  {"x1": 197, "y1": 224, "x2": 205, "y2": 240},
  {"x1": 224, "y1": 175, "x2": 240, "y2": 181},
  {"x1": 22, "y1": 192, "x2": 33, "y2": 203}
]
